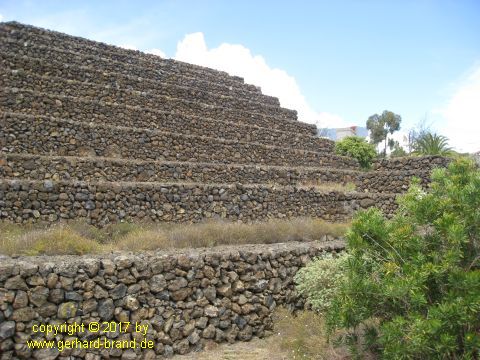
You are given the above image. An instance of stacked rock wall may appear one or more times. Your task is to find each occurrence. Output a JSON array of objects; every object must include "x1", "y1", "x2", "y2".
[
  {"x1": 0, "y1": 53, "x2": 282, "y2": 110},
  {"x1": 2, "y1": 40, "x2": 300, "y2": 120},
  {"x1": 2, "y1": 69, "x2": 293, "y2": 121},
  {"x1": 0, "y1": 87, "x2": 317, "y2": 142},
  {"x1": 0, "y1": 23, "x2": 269, "y2": 97},
  {"x1": 0, "y1": 90, "x2": 330, "y2": 152},
  {"x1": 1, "y1": 113, "x2": 354, "y2": 168},
  {"x1": 0, "y1": 179, "x2": 397, "y2": 224},
  {"x1": 2, "y1": 154, "x2": 438, "y2": 194},
  {"x1": 372, "y1": 155, "x2": 451, "y2": 171},
  {"x1": 0, "y1": 21, "x2": 454, "y2": 360},
  {"x1": 2, "y1": 68, "x2": 289, "y2": 121},
  {"x1": 0, "y1": 241, "x2": 344, "y2": 359},
  {"x1": 0, "y1": 21, "x2": 449, "y2": 227}
]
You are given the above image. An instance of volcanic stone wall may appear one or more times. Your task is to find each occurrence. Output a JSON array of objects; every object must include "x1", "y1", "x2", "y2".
[
  {"x1": 372, "y1": 155, "x2": 451, "y2": 171},
  {"x1": 2, "y1": 66, "x2": 289, "y2": 122},
  {"x1": 0, "y1": 240, "x2": 344, "y2": 359},
  {"x1": 2, "y1": 39, "x2": 300, "y2": 120},
  {"x1": 1, "y1": 68, "x2": 293, "y2": 121},
  {"x1": 1, "y1": 113, "x2": 354, "y2": 168},
  {"x1": 2, "y1": 154, "x2": 437, "y2": 194},
  {"x1": 0, "y1": 22, "x2": 450, "y2": 227},
  {"x1": 0, "y1": 52, "x2": 282, "y2": 110},
  {"x1": 0, "y1": 22, "x2": 454, "y2": 360},
  {"x1": 0, "y1": 179, "x2": 397, "y2": 225},
  {"x1": 0, "y1": 90, "x2": 330, "y2": 152},
  {"x1": 0, "y1": 22, "x2": 270, "y2": 98}
]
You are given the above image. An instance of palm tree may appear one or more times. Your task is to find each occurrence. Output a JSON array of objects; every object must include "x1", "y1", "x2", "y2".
[{"x1": 413, "y1": 132, "x2": 453, "y2": 156}]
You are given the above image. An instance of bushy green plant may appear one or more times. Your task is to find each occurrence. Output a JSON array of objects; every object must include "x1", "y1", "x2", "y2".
[
  {"x1": 295, "y1": 253, "x2": 349, "y2": 313},
  {"x1": 335, "y1": 136, "x2": 377, "y2": 169},
  {"x1": 326, "y1": 158, "x2": 480, "y2": 359}
]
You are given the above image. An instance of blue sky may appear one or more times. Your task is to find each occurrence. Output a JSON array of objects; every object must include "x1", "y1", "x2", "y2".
[{"x1": 1, "y1": 0, "x2": 479, "y2": 152}]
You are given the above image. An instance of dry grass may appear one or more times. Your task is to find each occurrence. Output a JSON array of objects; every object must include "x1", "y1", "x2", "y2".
[
  {"x1": 296, "y1": 180, "x2": 356, "y2": 192},
  {"x1": 0, "y1": 226, "x2": 100, "y2": 256},
  {"x1": 274, "y1": 308, "x2": 349, "y2": 359},
  {"x1": 263, "y1": 180, "x2": 356, "y2": 192},
  {"x1": 115, "y1": 229, "x2": 172, "y2": 251},
  {"x1": 0, "y1": 218, "x2": 348, "y2": 256}
]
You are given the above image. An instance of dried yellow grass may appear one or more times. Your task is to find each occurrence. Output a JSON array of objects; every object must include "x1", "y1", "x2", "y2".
[
  {"x1": 296, "y1": 180, "x2": 356, "y2": 192},
  {"x1": 0, "y1": 225, "x2": 100, "y2": 256},
  {"x1": 274, "y1": 308, "x2": 350, "y2": 360},
  {"x1": 0, "y1": 217, "x2": 348, "y2": 256}
]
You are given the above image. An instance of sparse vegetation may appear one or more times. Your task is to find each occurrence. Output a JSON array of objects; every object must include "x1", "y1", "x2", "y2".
[
  {"x1": 296, "y1": 180, "x2": 357, "y2": 192},
  {"x1": 275, "y1": 308, "x2": 349, "y2": 359},
  {"x1": 0, "y1": 217, "x2": 349, "y2": 256}
]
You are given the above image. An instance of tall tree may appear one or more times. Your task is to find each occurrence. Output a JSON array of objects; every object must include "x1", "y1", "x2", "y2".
[{"x1": 366, "y1": 110, "x2": 401, "y2": 157}]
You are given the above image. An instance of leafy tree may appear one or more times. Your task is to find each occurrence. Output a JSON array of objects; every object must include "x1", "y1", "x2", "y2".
[
  {"x1": 413, "y1": 132, "x2": 453, "y2": 156},
  {"x1": 366, "y1": 110, "x2": 402, "y2": 157},
  {"x1": 325, "y1": 159, "x2": 480, "y2": 358},
  {"x1": 335, "y1": 136, "x2": 377, "y2": 169}
]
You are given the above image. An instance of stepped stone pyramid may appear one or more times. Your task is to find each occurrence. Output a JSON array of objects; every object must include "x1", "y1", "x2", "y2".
[{"x1": 0, "y1": 22, "x2": 446, "y2": 226}]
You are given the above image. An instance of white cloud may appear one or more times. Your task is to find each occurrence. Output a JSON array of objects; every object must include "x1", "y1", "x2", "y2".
[
  {"x1": 436, "y1": 64, "x2": 480, "y2": 153},
  {"x1": 146, "y1": 48, "x2": 167, "y2": 58},
  {"x1": 119, "y1": 44, "x2": 138, "y2": 51},
  {"x1": 174, "y1": 32, "x2": 346, "y2": 129},
  {"x1": 0, "y1": 14, "x2": 4, "y2": 22}
]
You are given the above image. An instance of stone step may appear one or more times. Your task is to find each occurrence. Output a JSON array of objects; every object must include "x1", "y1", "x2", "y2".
[
  {"x1": 0, "y1": 22, "x2": 264, "y2": 97},
  {"x1": 0, "y1": 52, "x2": 289, "y2": 119},
  {"x1": 1, "y1": 88, "x2": 320, "y2": 141},
  {"x1": 1, "y1": 153, "x2": 430, "y2": 193},
  {"x1": 0, "y1": 89, "x2": 331, "y2": 152},
  {"x1": 373, "y1": 156, "x2": 451, "y2": 172},
  {"x1": 1, "y1": 69, "x2": 301, "y2": 125},
  {"x1": 0, "y1": 153, "x2": 357, "y2": 186},
  {"x1": 1, "y1": 36, "x2": 295, "y2": 119},
  {"x1": 0, "y1": 178, "x2": 397, "y2": 225},
  {"x1": 0, "y1": 24, "x2": 260, "y2": 92},
  {"x1": 1, "y1": 112, "x2": 359, "y2": 169}
]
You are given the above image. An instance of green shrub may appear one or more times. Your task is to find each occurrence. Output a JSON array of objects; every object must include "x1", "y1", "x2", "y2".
[
  {"x1": 326, "y1": 158, "x2": 480, "y2": 358},
  {"x1": 295, "y1": 252, "x2": 349, "y2": 313},
  {"x1": 335, "y1": 136, "x2": 377, "y2": 169}
]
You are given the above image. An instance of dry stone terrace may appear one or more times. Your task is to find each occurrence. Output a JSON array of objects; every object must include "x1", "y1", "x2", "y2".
[
  {"x1": 0, "y1": 21, "x2": 453, "y2": 359},
  {"x1": 1, "y1": 153, "x2": 440, "y2": 194},
  {"x1": 0, "y1": 88, "x2": 318, "y2": 138},
  {"x1": 0, "y1": 52, "x2": 281, "y2": 110},
  {"x1": 0, "y1": 241, "x2": 345, "y2": 359},
  {"x1": 0, "y1": 90, "x2": 325, "y2": 150},
  {"x1": 0, "y1": 21, "x2": 449, "y2": 226},
  {"x1": 0, "y1": 22, "x2": 264, "y2": 94}
]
